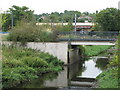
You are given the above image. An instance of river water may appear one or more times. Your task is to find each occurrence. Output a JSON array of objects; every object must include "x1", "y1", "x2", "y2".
[{"x1": 17, "y1": 56, "x2": 109, "y2": 89}]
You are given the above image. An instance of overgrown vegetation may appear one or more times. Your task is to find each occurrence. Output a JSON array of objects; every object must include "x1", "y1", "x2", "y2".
[
  {"x1": 84, "y1": 45, "x2": 112, "y2": 57},
  {"x1": 7, "y1": 20, "x2": 58, "y2": 44},
  {"x1": 2, "y1": 45, "x2": 64, "y2": 88},
  {"x1": 2, "y1": 5, "x2": 95, "y2": 32},
  {"x1": 2, "y1": 5, "x2": 34, "y2": 31},
  {"x1": 96, "y1": 35, "x2": 120, "y2": 88},
  {"x1": 51, "y1": 23, "x2": 73, "y2": 32},
  {"x1": 96, "y1": 55, "x2": 119, "y2": 88},
  {"x1": 34, "y1": 10, "x2": 95, "y2": 23},
  {"x1": 95, "y1": 8, "x2": 120, "y2": 31},
  {"x1": 96, "y1": 67, "x2": 118, "y2": 88}
]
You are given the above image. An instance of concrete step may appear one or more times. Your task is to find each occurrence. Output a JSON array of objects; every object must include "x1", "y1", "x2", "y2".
[
  {"x1": 58, "y1": 86, "x2": 92, "y2": 90},
  {"x1": 72, "y1": 77, "x2": 95, "y2": 82},
  {"x1": 70, "y1": 81, "x2": 94, "y2": 87}
]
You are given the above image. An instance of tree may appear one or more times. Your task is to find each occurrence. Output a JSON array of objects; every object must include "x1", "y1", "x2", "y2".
[
  {"x1": 35, "y1": 10, "x2": 82, "y2": 23},
  {"x1": 9, "y1": 5, "x2": 34, "y2": 22},
  {"x1": 117, "y1": 33, "x2": 120, "y2": 65},
  {"x1": 2, "y1": 5, "x2": 34, "y2": 31},
  {"x1": 116, "y1": 10, "x2": 120, "y2": 31},
  {"x1": 2, "y1": 13, "x2": 11, "y2": 31},
  {"x1": 95, "y1": 8, "x2": 120, "y2": 31},
  {"x1": 0, "y1": 14, "x2": 2, "y2": 31},
  {"x1": 83, "y1": 11, "x2": 89, "y2": 16}
]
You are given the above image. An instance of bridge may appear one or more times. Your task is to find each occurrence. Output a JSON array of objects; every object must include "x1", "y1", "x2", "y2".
[
  {"x1": 58, "y1": 31, "x2": 119, "y2": 45},
  {"x1": 2, "y1": 31, "x2": 119, "y2": 65},
  {"x1": 60, "y1": 41, "x2": 115, "y2": 45}
]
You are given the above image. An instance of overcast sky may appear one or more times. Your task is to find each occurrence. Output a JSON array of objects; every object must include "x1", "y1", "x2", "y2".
[{"x1": 0, "y1": 0, "x2": 120, "y2": 14}]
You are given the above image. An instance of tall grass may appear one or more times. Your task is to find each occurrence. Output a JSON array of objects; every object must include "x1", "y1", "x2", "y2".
[
  {"x1": 96, "y1": 39, "x2": 119, "y2": 88},
  {"x1": 84, "y1": 45, "x2": 112, "y2": 57},
  {"x1": 96, "y1": 55, "x2": 119, "y2": 88},
  {"x1": 96, "y1": 68, "x2": 118, "y2": 88},
  {"x1": 7, "y1": 20, "x2": 58, "y2": 45},
  {"x1": 2, "y1": 46, "x2": 64, "y2": 88}
]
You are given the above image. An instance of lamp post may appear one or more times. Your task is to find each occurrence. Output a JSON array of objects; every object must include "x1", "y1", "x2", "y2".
[
  {"x1": 74, "y1": 14, "x2": 77, "y2": 33},
  {"x1": 4, "y1": 11, "x2": 14, "y2": 29},
  {"x1": 11, "y1": 11, "x2": 14, "y2": 29}
]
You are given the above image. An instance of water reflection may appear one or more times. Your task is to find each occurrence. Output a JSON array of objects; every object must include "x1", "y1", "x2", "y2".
[
  {"x1": 17, "y1": 56, "x2": 109, "y2": 89},
  {"x1": 78, "y1": 59, "x2": 102, "y2": 78},
  {"x1": 17, "y1": 60, "x2": 84, "y2": 88},
  {"x1": 77, "y1": 57, "x2": 109, "y2": 78},
  {"x1": 95, "y1": 58, "x2": 109, "y2": 71},
  {"x1": 17, "y1": 72, "x2": 58, "y2": 88}
]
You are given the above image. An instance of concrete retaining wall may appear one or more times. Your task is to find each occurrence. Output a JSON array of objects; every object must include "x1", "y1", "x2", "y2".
[
  {"x1": 69, "y1": 48, "x2": 81, "y2": 64},
  {"x1": 2, "y1": 42, "x2": 69, "y2": 64},
  {"x1": 26, "y1": 42, "x2": 68, "y2": 64},
  {"x1": 2, "y1": 42, "x2": 82, "y2": 65}
]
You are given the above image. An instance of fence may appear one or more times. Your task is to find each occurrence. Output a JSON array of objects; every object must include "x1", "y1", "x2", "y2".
[{"x1": 58, "y1": 31, "x2": 119, "y2": 41}]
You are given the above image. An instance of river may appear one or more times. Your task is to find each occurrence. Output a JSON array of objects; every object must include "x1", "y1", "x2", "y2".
[{"x1": 16, "y1": 56, "x2": 109, "y2": 89}]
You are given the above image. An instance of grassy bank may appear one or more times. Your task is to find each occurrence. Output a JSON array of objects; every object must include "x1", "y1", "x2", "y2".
[
  {"x1": 84, "y1": 45, "x2": 112, "y2": 57},
  {"x1": 96, "y1": 52, "x2": 119, "y2": 88},
  {"x1": 96, "y1": 67, "x2": 118, "y2": 88},
  {"x1": 96, "y1": 35, "x2": 120, "y2": 88},
  {"x1": 2, "y1": 46, "x2": 64, "y2": 88}
]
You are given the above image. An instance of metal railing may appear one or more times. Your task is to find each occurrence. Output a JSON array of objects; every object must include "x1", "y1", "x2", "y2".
[{"x1": 58, "y1": 31, "x2": 119, "y2": 41}]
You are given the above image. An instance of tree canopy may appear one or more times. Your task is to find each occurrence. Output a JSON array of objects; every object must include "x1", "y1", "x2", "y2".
[
  {"x1": 2, "y1": 5, "x2": 34, "y2": 31},
  {"x1": 95, "y1": 8, "x2": 120, "y2": 31},
  {"x1": 35, "y1": 10, "x2": 95, "y2": 23}
]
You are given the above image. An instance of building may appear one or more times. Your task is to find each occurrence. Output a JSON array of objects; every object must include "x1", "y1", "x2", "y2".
[
  {"x1": 36, "y1": 22, "x2": 95, "y2": 31},
  {"x1": 78, "y1": 16, "x2": 93, "y2": 21},
  {"x1": 36, "y1": 23, "x2": 68, "y2": 26},
  {"x1": 72, "y1": 22, "x2": 94, "y2": 31}
]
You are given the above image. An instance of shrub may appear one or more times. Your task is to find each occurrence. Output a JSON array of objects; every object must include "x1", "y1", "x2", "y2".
[
  {"x1": 2, "y1": 46, "x2": 64, "y2": 88},
  {"x1": 7, "y1": 20, "x2": 58, "y2": 45},
  {"x1": 22, "y1": 57, "x2": 48, "y2": 67},
  {"x1": 51, "y1": 23, "x2": 73, "y2": 32},
  {"x1": 38, "y1": 52, "x2": 64, "y2": 66},
  {"x1": 108, "y1": 56, "x2": 118, "y2": 68},
  {"x1": 3, "y1": 59, "x2": 25, "y2": 68},
  {"x1": 2, "y1": 66, "x2": 38, "y2": 88}
]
